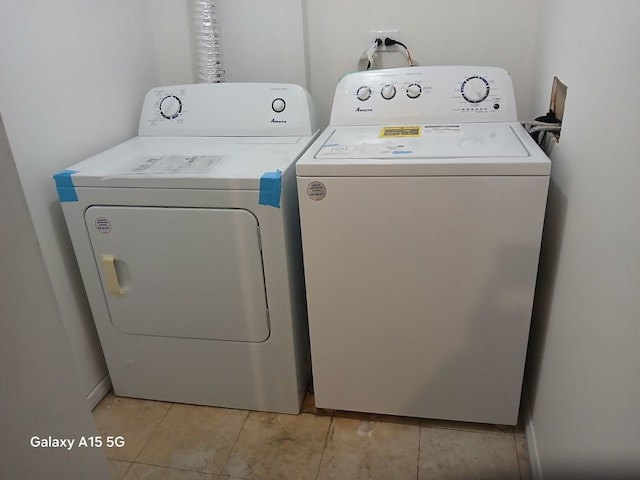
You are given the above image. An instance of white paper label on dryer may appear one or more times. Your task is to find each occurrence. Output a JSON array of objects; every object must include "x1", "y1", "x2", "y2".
[
  {"x1": 122, "y1": 155, "x2": 222, "y2": 174},
  {"x1": 95, "y1": 217, "x2": 112, "y2": 234}
]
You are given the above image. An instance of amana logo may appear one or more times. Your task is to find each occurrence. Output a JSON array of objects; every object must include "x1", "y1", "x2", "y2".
[
  {"x1": 355, "y1": 107, "x2": 373, "y2": 112},
  {"x1": 271, "y1": 118, "x2": 287, "y2": 123}
]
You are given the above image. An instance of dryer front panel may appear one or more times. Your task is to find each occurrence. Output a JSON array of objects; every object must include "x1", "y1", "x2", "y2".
[{"x1": 85, "y1": 206, "x2": 269, "y2": 343}]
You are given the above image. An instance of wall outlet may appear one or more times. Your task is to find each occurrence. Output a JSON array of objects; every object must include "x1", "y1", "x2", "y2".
[{"x1": 369, "y1": 29, "x2": 400, "y2": 50}]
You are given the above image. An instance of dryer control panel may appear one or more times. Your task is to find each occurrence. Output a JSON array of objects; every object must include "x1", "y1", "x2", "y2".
[
  {"x1": 139, "y1": 83, "x2": 317, "y2": 137},
  {"x1": 330, "y1": 66, "x2": 518, "y2": 125}
]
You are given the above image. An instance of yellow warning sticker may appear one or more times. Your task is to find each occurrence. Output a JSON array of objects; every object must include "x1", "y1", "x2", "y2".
[{"x1": 379, "y1": 126, "x2": 422, "y2": 138}]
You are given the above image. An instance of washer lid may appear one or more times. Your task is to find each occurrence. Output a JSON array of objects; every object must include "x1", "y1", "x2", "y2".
[
  {"x1": 297, "y1": 123, "x2": 550, "y2": 176},
  {"x1": 63, "y1": 134, "x2": 317, "y2": 189}
]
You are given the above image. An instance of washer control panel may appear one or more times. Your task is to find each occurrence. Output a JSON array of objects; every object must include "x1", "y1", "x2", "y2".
[
  {"x1": 139, "y1": 83, "x2": 317, "y2": 136},
  {"x1": 330, "y1": 66, "x2": 518, "y2": 125}
]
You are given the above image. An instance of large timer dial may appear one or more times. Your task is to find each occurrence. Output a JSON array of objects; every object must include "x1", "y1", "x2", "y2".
[
  {"x1": 461, "y1": 76, "x2": 490, "y2": 103},
  {"x1": 159, "y1": 95, "x2": 182, "y2": 119}
]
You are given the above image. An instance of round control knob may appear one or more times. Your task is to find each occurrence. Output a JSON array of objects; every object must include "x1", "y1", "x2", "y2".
[
  {"x1": 381, "y1": 84, "x2": 396, "y2": 100},
  {"x1": 406, "y1": 83, "x2": 422, "y2": 99},
  {"x1": 461, "y1": 76, "x2": 490, "y2": 103},
  {"x1": 159, "y1": 95, "x2": 182, "y2": 119},
  {"x1": 271, "y1": 97, "x2": 286, "y2": 113},
  {"x1": 356, "y1": 86, "x2": 372, "y2": 101}
]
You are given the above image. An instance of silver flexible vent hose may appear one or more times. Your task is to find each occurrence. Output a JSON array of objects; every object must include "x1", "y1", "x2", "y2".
[{"x1": 191, "y1": 0, "x2": 225, "y2": 83}]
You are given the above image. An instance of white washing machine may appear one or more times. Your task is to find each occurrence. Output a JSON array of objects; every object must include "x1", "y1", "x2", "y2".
[
  {"x1": 296, "y1": 66, "x2": 550, "y2": 425},
  {"x1": 55, "y1": 83, "x2": 318, "y2": 414}
]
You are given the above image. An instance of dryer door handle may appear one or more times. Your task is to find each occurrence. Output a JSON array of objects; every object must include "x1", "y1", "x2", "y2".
[{"x1": 100, "y1": 254, "x2": 127, "y2": 297}]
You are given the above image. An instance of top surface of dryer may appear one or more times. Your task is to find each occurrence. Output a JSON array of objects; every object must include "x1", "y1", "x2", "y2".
[
  {"x1": 64, "y1": 135, "x2": 315, "y2": 189},
  {"x1": 296, "y1": 66, "x2": 550, "y2": 177},
  {"x1": 58, "y1": 82, "x2": 318, "y2": 190}
]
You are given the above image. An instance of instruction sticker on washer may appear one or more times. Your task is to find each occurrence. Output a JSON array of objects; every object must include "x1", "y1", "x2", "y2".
[
  {"x1": 317, "y1": 142, "x2": 413, "y2": 157},
  {"x1": 306, "y1": 181, "x2": 327, "y2": 201},
  {"x1": 423, "y1": 124, "x2": 463, "y2": 134},
  {"x1": 122, "y1": 155, "x2": 222, "y2": 174}
]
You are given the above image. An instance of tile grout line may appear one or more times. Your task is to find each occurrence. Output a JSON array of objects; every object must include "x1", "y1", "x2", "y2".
[
  {"x1": 420, "y1": 423, "x2": 515, "y2": 436},
  {"x1": 128, "y1": 460, "x2": 206, "y2": 473},
  {"x1": 116, "y1": 458, "x2": 133, "y2": 480},
  {"x1": 416, "y1": 422, "x2": 422, "y2": 480},
  {"x1": 313, "y1": 415, "x2": 334, "y2": 480},
  {"x1": 513, "y1": 431, "x2": 525, "y2": 480},
  {"x1": 131, "y1": 402, "x2": 175, "y2": 464},
  {"x1": 218, "y1": 409, "x2": 251, "y2": 476},
  {"x1": 125, "y1": 459, "x2": 240, "y2": 477},
  {"x1": 120, "y1": 462, "x2": 134, "y2": 480}
]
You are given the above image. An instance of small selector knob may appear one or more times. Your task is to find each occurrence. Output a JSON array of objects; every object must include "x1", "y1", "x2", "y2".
[
  {"x1": 272, "y1": 98, "x2": 286, "y2": 113},
  {"x1": 406, "y1": 83, "x2": 422, "y2": 99},
  {"x1": 381, "y1": 84, "x2": 396, "y2": 100},
  {"x1": 356, "y1": 86, "x2": 372, "y2": 101},
  {"x1": 159, "y1": 95, "x2": 182, "y2": 119}
]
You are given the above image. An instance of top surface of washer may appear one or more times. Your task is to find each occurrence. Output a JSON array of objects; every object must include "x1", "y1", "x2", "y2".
[
  {"x1": 316, "y1": 123, "x2": 527, "y2": 159},
  {"x1": 296, "y1": 66, "x2": 550, "y2": 177}
]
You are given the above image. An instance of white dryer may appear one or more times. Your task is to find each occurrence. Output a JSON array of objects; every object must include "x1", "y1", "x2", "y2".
[
  {"x1": 55, "y1": 83, "x2": 318, "y2": 414},
  {"x1": 296, "y1": 66, "x2": 550, "y2": 425}
]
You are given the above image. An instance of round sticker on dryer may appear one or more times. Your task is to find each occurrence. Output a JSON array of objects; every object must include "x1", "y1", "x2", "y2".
[
  {"x1": 95, "y1": 217, "x2": 112, "y2": 234},
  {"x1": 307, "y1": 181, "x2": 327, "y2": 201}
]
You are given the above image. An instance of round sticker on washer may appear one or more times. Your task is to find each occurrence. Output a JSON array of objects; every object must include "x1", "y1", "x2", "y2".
[
  {"x1": 307, "y1": 181, "x2": 327, "y2": 201},
  {"x1": 95, "y1": 217, "x2": 112, "y2": 234}
]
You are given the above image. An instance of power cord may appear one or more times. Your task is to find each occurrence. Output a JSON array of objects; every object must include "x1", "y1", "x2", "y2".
[
  {"x1": 384, "y1": 37, "x2": 418, "y2": 67},
  {"x1": 357, "y1": 37, "x2": 420, "y2": 70},
  {"x1": 522, "y1": 110, "x2": 562, "y2": 150},
  {"x1": 358, "y1": 38, "x2": 383, "y2": 71}
]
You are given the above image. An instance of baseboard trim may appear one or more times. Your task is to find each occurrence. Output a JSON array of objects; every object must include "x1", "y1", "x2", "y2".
[
  {"x1": 523, "y1": 387, "x2": 543, "y2": 480},
  {"x1": 86, "y1": 374, "x2": 111, "y2": 410}
]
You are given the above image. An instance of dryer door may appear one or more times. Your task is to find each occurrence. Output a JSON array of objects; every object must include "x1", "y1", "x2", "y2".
[{"x1": 85, "y1": 206, "x2": 269, "y2": 343}]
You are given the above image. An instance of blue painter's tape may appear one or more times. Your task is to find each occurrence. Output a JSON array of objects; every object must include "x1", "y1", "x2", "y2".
[
  {"x1": 258, "y1": 170, "x2": 282, "y2": 208},
  {"x1": 392, "y1": 150, "x2": 413, "y2": 155},
  {"x1": 53, "y1": 169, "x2": 78, "y2": 202}
]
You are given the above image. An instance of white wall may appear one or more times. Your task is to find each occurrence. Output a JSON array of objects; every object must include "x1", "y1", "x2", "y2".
[
  {"x1": 146, "y1": 0, "x2": 195, "y2": 86},
  {"x1": 0, "y1": 0, "x2": 162, "y2": 403},
  {"x1": 147, "y1": 0, "x2": 309, "y2": 88},
  {"x1": 217, "y1": 0, "x2": 308, "y2": 87},
  {"x1": 525, "y1": 1, "x2": 640, "y2": 478},
  {"x1": 0, "y1": 115, "x2": 109, "y2": 479},
  {"x1": 146, "y1": 1, "x2": 543, "y2": 127},
  {"x1": 305, "y1": 0, "x2": 543, "y2": 126}
]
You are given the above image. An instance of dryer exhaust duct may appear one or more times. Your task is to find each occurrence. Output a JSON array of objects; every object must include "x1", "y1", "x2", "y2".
[{"x1": 191, "y1": 0, "x2": 225, "y2": 83}]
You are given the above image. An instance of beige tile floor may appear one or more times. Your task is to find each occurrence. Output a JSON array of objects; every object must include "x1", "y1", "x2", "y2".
[{"x1": 93, "y1": 392, "x2": 531, "y2": 480}]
